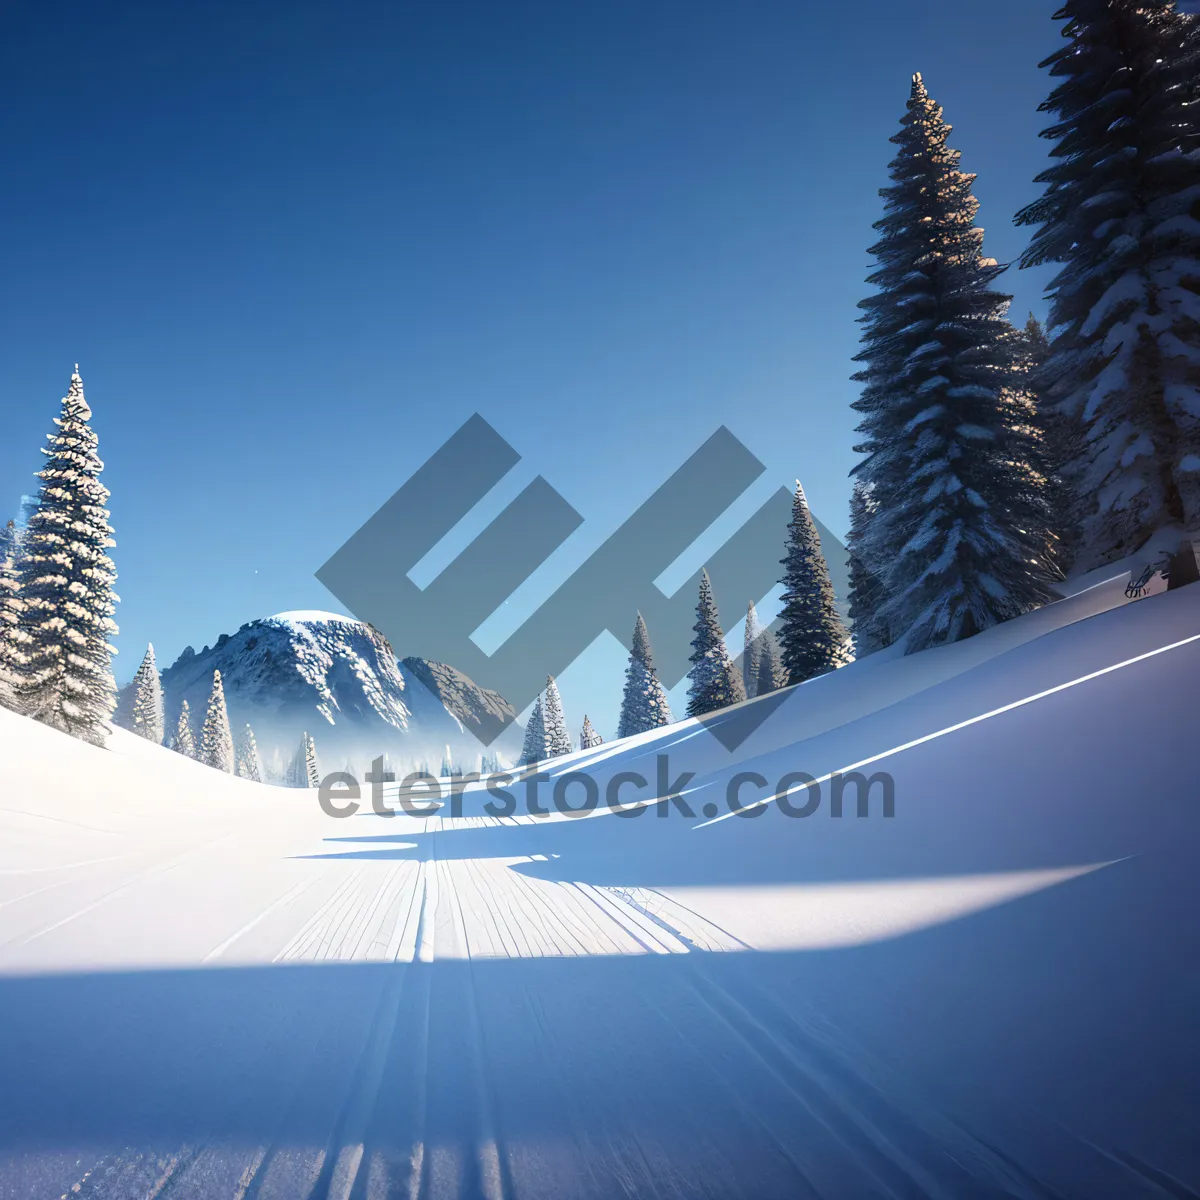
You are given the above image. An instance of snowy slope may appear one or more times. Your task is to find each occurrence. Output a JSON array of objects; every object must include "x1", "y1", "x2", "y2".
[
  {"x1": 116, "y1": 611, "x2": 522, "y2": 776},
  {"x1": 1, "y1": 581, "x2": 1198, "y2": 1198}
]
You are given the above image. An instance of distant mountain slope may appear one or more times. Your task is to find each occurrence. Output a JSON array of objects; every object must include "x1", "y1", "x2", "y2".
[
  {"x1": 400, "y1": 656, "x2": 517, "y2": 747},
  {"x1": 116, "y1": 612, "x2": 520, "y2": 776}
]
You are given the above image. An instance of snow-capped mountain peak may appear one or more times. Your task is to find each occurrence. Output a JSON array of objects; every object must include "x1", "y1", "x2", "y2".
[{"x1": 117, "y1": 612, "x2": 520, "y2": 778}]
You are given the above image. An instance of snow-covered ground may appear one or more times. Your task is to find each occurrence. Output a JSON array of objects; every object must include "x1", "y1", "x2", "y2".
[{"x1": 0, "y1": 577, "x2": 1197, "y2": 1198}]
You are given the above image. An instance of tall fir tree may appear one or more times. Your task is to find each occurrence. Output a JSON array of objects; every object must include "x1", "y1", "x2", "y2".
[
  {"x1": 540, "y1": 675, "x2": 572, "y2": 758},
  {"x1": 171, "y1": 699, "x2": 196, "y2": 759},
  {"x1": 616, "y1": 612, "x2": 674, "y2": 737},
  {"x1": 579, "y1": 715, "x2": 603, "y2": 749},
  {"x1": 236, "y1": 723, "x2": 263, "y2": 782},
  {"x1": 13, "y1": 368, "x2": 119, "y2": 745},
  {"x1": 755, "y1": 625, "x2": 786, "y2": 696},
  {"x1": 1016, "y1": 1, "x2": 1200, "y2": 570},
  {"x1": 992, "y1": 321, "x2": 1059, "y2": 587},
  {"x1": 778, "y1": 482, "x2": 849, "y2": 683},
  {"x1": 200, "y1": 669, "x2": 235, "y2": 773},
  {"x1": 742, "y1": 601, "x2": 764, "y2": 699},
  {"x1": 853, "y1": 76, "x2": 1054, "y2": 652},
  {"x1": 518, "y1": 696, "x2": 545, "y2": 766},
  {"x1": 686, "y1": 570, "x2": 744, "y2": 717},
  {"x1": 130, "y1": 644, "x2": 164, "y2": 745},
  {"x1": 1013, "y1": 314, "x2": 1083, "y2": 573},
  {"x1": 845, "y1": 481, "x2": 890, "y2": 655},
  {"x1": 0, "y1": 522, "x2": 22, "y2": 711}
]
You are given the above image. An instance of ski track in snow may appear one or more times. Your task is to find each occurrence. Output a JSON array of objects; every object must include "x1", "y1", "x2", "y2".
[{"x1": 1, "y1": 582, "x2": 1198, "y2": 1198}]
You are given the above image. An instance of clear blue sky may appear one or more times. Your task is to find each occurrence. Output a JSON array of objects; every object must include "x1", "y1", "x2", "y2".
[{"x1": 0, "y1": 0, "x2": 1059, "y2": 737}]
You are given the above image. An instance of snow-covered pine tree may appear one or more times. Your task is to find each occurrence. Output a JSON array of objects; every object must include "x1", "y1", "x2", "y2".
[
  {"x1": 518, "y1": 696, "x2": 545, "y2": 766},
  {"x1": 686, "y1": 569, "x2": 744, "y2": 717},
  {"x1": 755, "y1": 625, "x2": 787, "y2": 696},
  {"x1": 171, "y1": 699, "x2": 197, "y2": 759},
  {"x1": 236, "y1": 723, "x2": 263, "y2": 782},
  {"x1": 0, "y1": 522, "x2": 22, "y2": 711},
  {"x1": 987, "y1": 320, "x2": 1059, "y2": 596},
  {"x1": 540, "y1": 675, "x2": 572, "y2": 758},
  {"x1": 1001, "y1": 314, "x2": 1074, "y2": 576},
  {"x1": 777, "y1": 482, "x2": 850, "y2": 684},
  {"x1": 616, "y1": 612, "x2": 674, "y2": 737},
  {"x1": 853, "y1": 76, "x2": 1055, "y2": 652},
  {"x1": 579, "y1": 715, "x2": 603, "y2": 749},
  {"x1": 130, "y1": 644, "x2": 164, "y2": 745},
  {"x1": 742, "y1": 600, "x2": 764, "y2": 699},
  {"x1": 1017, "y1": 314, "x2": 1085, "y2": 574},
  {"x1": 199, "y1": 669, "x2": 235, "y2": 773},
  {"x1": 304, "y1": 732, "x2": 320, "y2": 788},
  {"x1": 12, "y1": 368, "x2": 119, "y2": 745},
  {"x1": 1016, "y1": 2, "x2": 1200, "y2": 570},
  {"x1": 845, "y1": 481, "x2": 890, "y2": 655},
  {"x1": 288, "y1": 732, "x2": 319, "y2": 787}
]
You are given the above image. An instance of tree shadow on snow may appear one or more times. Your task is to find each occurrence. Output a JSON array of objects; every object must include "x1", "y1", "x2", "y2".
[{"x1": 0, "y1": 851, "x2": 1197, "y2": 1197}]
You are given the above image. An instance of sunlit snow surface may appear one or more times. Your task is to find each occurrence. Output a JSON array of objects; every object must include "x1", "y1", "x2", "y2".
[{"x1": 0, "y1": 572, "x2": 1197, "y2": 1197}]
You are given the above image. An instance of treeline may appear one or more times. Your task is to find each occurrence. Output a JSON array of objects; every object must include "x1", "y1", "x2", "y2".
[
  {"x1": 0, "y1": 373, "x2": 292, "y2": 782},
  {"x1": 849, "y1": 3, "x2": 1200, "y2": 653},
  {"x1": 521, "y1": 0, "x2": 1200, "y2": 760},
  {"x1": 519, "y1": 481, "x2": 848, "y2": 763}
]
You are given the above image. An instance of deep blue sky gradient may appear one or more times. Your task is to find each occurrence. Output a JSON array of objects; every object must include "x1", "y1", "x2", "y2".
[{"x1": 0, "y1": 1, "x2": 1061, "y2": 735}]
